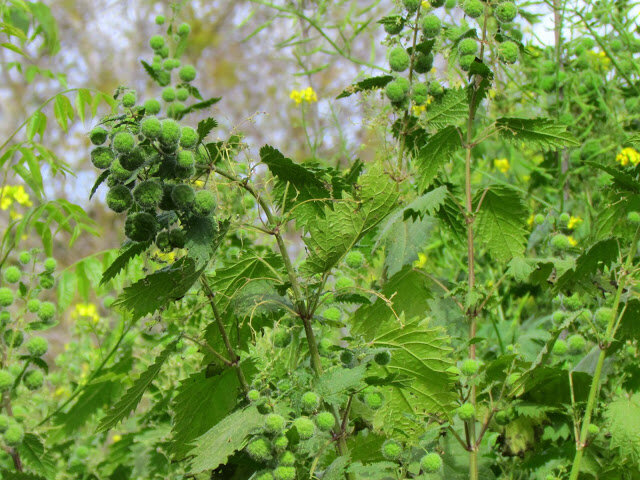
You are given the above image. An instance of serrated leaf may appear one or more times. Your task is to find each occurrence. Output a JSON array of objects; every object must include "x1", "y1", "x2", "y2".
[
  {"x1": 554, "y1": 238, "x2": 619, "y2": 292},
  {"x1": 324, "y1": 456, "x2": 350, "y2": 480},
  {"x1": 302, "y1": 165, "x2": 398, "y2": 275},
  {"x1": 140, "y1": 60, "x2": 161, "y2": 84},
  {"x1": 97, "y1": 340, "x2": 178, "y2": 432},
  {"x1": 18, "y1": 434, "x2": 55, "y2": 480},
  {"x1": 175, "y1": 97, "x2": 221, "y2": 120},
  {"x1": 185, "y1": 217, "x2": 227, "y2": 269},
  {"x1": 113, "y1": 258, "x2": 202, "y2": 320},
  {"x1": 585, "y1": 161, "x2": 640, "y2": 193},
  {"x1": 506, "y1": 257, "x2": 537, "y2": 282},
  {"x1": 336, "y1": 75, "x2": 394, "y2": 99},
  {"x1": 100, "y1": 241, "x2": 152, "y2": 285},
  {"x1": 474, "y1": 186, "x2": 528, "y2": 263},
  {"x1": 425, "y1": 88, "x2": 468, "y2": 129},
  {"x1": 186, "y1": 407, "x2": 262, "y2": 474},
  {"x1": 89, "y1": 170, "x2": 110, "y2": 200},
  {"x1": 403, "y1": 185, "x2": 448, "y2": 221},
  {"x1": 604, "y1": 393, "x2": 640, "y2": 466},
  {"x1": 315, "y1": 365, "x2": 367, "y2": 406},
  {"x1": 197, "y1": 117, "x2": 217, "y2": 142},
  {"x1": 496, "y1": 117, "x2": 579, "y2": 151},
  {"x1": 416, "y1": 126, "x2": 462, "y2": 189},
  {"x1": 618, "y1": 299, "x2": 640, "y2": 343}
]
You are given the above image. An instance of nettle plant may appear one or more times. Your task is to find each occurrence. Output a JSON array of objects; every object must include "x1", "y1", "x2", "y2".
[{"x1": 70, "y1": 4, "x2": 640, "y2": 480}]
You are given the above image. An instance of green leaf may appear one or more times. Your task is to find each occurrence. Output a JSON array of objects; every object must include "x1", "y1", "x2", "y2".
[
  {"x1": 170, "y1": 369, "x2": 245, "y2": 458},
  {"x1": 324, "y1": 456, "x2": 350, "y2": 480},
  {"x1": 113, "y1": 258, "x2": 202, "y2": 321},
  {"x1": 302, "y1": 164, "x2": 398, "y2": 275},
  {"x1": 175, "y1": 97, "x2": 221, "y2": 120},
  {"x1": 554, "y1": 238, "x2": 619, "y2": 292},
  {"x1": 53, "y1": 94, "x2": 73, "y2": 132},
  {"x1": 604, "y1": 393, "x2": 640, "y2": 466},
  {"x1": 315, "y1": 365, "x2": 367, "y2": 406},
  {"x1": 507, "y1": 257, "x2": 537, "y2": 282},
  {"x1": 496, "y1": 117, "x2": 579, "y2": 151},
  {"x1": 336, "y1": 75, "x2": 394, "y2": 99},
  {"x1": 89, "y1": 170, "x2": 110, "y2": 200},
  {"x1": 403, "y1": 185, "x2": 448, "y2": 221},
  {"x1": 197, "y1": 117, "x2": 217, "y2": 142},
  {"x1": 474, "y1": 185, "x2": 528, "y2": 263},
  {"x1": 618, "y1": 299, "x2": 640, "y2": 343},
  {"x1": 585, "y1": 161, "x2": 640, "y2": 193},
  {"x1": 416, "y1": 126, "x2": 462, "y2": 189},
  {"x1": 17, "y1": 434, "x2": 55, "y2": 480},
  {"x1": 97, "y1": 339, "x2": 178, "y2": 432},
  {"x1": 185, "y1": 217, "x2": 227, "y2": 269},
  {"x1": 140, "y1": 60, "x2": 161, "y2": 84},
  {"x1": 186, "y1": 407, "x2": 262, "y2": 474},
  {"x1": 425, "y1": 88, "x2": 468, "y2": 129},
  {"x1": 100, "y1": 241, "x2": 152, "y2": 285}
]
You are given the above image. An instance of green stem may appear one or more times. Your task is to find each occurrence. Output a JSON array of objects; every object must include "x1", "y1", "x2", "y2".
[{"x1": 568, "y1": 228, "x2": 640, "y2": 480}]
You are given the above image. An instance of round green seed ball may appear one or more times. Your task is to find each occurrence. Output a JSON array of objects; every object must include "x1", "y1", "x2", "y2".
[
  {"x1": 385, "y1": 81, "x2": 407, "y2": 103},
  {"x1": 43, "y1": 257, "x2": 56, "y2": 272},
  {"x1": 403, "y1": 0, "x2": 421, "y2": 12},
  {"x1": 420, "y1": 452, "x2": 443, "y2": 473},
  {"x1": 445, "y1": 0, "x2": 457, "y2": 9},
  {"x1": 381, "y1": 439, "x2": 402, "y2": 461},
  {"x1": 315, "y1": 411, "x2": 335, "y2": 432},
  {"x1": 246, "y1": 436, "x2": 272, "y2": 462},
  {"x1": 162, "y1": 58, "x2": 180, "y2": 71},
  {"x1": 345, "y1": 250, "x2": 364, "y2": 268},
  {"x1": 457, "y1": 402, "x2": 476, "y2": 421},
  {"x1": 180, "y1": 127, "x2": 198, "y2": 148},
  {"x1": 160, "y1": 119, "x2": 182, "y2": 146},
  {"x1": 176, "y1": 87, "x2": 189, "y2": 101},
  {"x1": 594, "y1": 307, "x2": 614, "y2": 327},
  {"x1": 389, "y1": 47, "x2": 410, "y2": 72},
  {"x1": 91, "y1": 146, "x2": 115, "y2": 169},
  {"x1": 144, "y1": 99, "x2": 161, "y2": 115},
  {"x1": 133, "y1": 180, "x2": 163, "y2": 209},
  {"x1": 162, "y1": 87, "x2": 176, "y2": 103},
  {"x1": 552, "y1": 339, "x2": 568, "y2": 355},
  {"x1": 177, "y1": 23, "x2": 191, "y2": 36},
  {"x1": 179, "y1": 65, "x2": 197, "y2": 82},
  {"x1": 494, "y1": 1, "x2": 517, "y2": 23},
  {"x1": 278, "y1": 450, "x2": 295, "y2": 467},
  {"x1": 463, "y1": 0, "x2": 484, "y2": 18},
  {"x1": 89, "y1": 127, "x2": 108, "y2": 145},
  {"x1": 459, "y1": 54, "x2": 475, "y2": 71},
  {"x1": 374, "y1": 350, "x2": 392, "y2": 366},
  {"x1": 26, "y1": 336, "x2": 48, "y2": 357},
  {"x1": 293, "y1": 417, "x2": 315, "y2": 439},
  {"x1": 121, "y1": 91, "x2": 136, "y2": 108},
  {"x1": 27, "y1": 299, "x2": 40, "y2": 313},
  {"x1": 460, "y1": 358, "x2": 480, "y2": 376},
  {"x1": 413, "y1": 52, "x2": 434, "y2": 73},
  {"x1": 155, "y1": 15, "x2": 165, "y2": 25},
  {"x1": 412, "y1": 83, "x2": 429, "y2": 105},
  {"x1": 177, "y1": 150, "x2": 194, "y2": 168},
  {"x1": 4, "y1": 424, "x2": 24, "y2": 447},
  {"x1": 364, "y1": 391, "x2": 383, "y2": 410},
  {"x1": 124, "y1": 212, "x2": 158, "y2": 242},
  {"x1": 273, "y1": 466, "x2": 295, "y2": 480},
  {"x1": 113, "y1": 132, "x2": 135, "y2": 155},
  {"x1": 39, "y1": 273, "x2": 54, "y2": 290},
  {"x1": 37, "y1": 301, "x2": 55, "y2": 322},
  {"x1": 429, "y1": 81, "x2": 444, "y2": 96},
  {"x1": 567, "y1": 334, "x2": 586, "y2": 353},
  {"x1": 24, "y1": 369, "x2": 44, "y2": 390},
  {"x1": 0, "y1": 371, "x2": 13, "y2": 391},
  {"x1": 3, "y1": 266, "x2": 20, "y2": 284},
  {"x1": 149, "y1": 35, "x2": 165, "y2": 50},
  {"x1": 18, "y1": 251, "x2": 31, "y2": 265},
  {"x1": 0, "y1": 288, "x2": 14, "y2": 307},
  {"x1": 106, "y1": 185, "x2": 133, "y2": 213},
  {"x1": 551, "y1": 233, "x2": 571, "y2": 250},
  {"x1": 322, "y1": 306, "x2": 342, "y2": 323},
  {"x1": 273, "y1": 434, "x2": 288, "y2": 452},
  {"x1": 255, "y1": 471, "x2": 274, "y2": 480},
  {"x1": 383, "y1": 16, "x2": 403, "y2": 35},
  {"x1": 422, "y1": 15, "x2": 441, "y2": 39},
  {"x1": 459, "y1": 38, "x2": 478, "y2": 56},
  {"x1": 301, "y1": 391, "x2": 320, "y2": 412},
  {"x1": 498, "y1": 41, "x2": 519, "y2": 64},
  {"x1": 171, "y1": 184, "x2": 195, "y2": 209},
  {"x1": 264, "y1": 413, "x2": 286, "y2": 434},
  {"x1": 247, "y1": 389, "x2": 260, "y2": 402},
  {"x1": 141, "y1": 116, "x2": 162, "y2": 139},
  {"x1": 193, "y1": 190, "x2": 216, "y2": 217},
  {"x1": 169, "y1": 228, "x2": 186, "y2": 248},
  {"x1": 627, "y1": 211, "x2": 640, "y2": 224},
  {"x1": 0, "y1": 414, "x2": 9, "y2": 432}
]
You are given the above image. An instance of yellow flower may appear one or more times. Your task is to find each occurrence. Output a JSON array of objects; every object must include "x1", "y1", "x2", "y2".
[
  {"x1": 527, "y1": 214, "x2": 534, "y2": 227},
  {"x1": 290, "y1": 87, "x2": 317, "y2": 105},
  {"x1": 412, "y1": 104, "x2": 427, "y2": 115},
  {"x1": 72, "y1": 303, "x2": 100, "y2": 324},
  {"x1": 0, "y1": 185, "x2": 32, "y2": 210},
  {"x1": 413, "y1": 252, "x2": 428, "y2": 269},
  {"x1": 616, "y1": 147, "x2": 640, "y2": 167},
  {"x1": 112, "y1": 434, "x2": 122, "y2": 443},
  {"x1": 568, "y1": 236, "x2": 578, "y2": 247},
  {"x1": 567, "y1": 216, "x2": 583, "y2": 230},
  {"x1": 494, "y1": 158, "x2": 510, "y2": 173}
]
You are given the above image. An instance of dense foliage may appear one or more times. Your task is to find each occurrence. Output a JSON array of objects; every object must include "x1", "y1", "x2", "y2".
[{"x1": 1, "y1": 0, "x2": 640, "y2": 479}]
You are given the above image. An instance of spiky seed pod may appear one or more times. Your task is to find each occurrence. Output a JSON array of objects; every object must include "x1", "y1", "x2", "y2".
[
  {"x1": 160, "y1": 119, "x2": 182, "y2": 146},
  {"x1": 374, "y1": 350, "x2": 392, "y2": 366},
  {"x1": 550, "y1": 233, "x2": 571, "y2": 250},
  {"x1": 460, "y1": 358, "x2": 480, "y2": 376},
  {"x1": 385, "y1": 81, "x2": 406, "y2": 104},
  {"x1": 39, "y1": 273, "x2": 54, "y2": 289},
  {"x1": 89, "y1": 127, "x2": 108, "y2": 145},
  {"x1": 171, "y1": 184, "x2": 195, "y2": 210},
  {"x1": 177, "y1": 23, "x2": 191, "y2": 36},
  {"x1": 27, "y1": 299, "x2": 40, "y2": 313},
  {"x1": 247, "y1": 389, "x2": 260, "y2": 402},
  {"x1": 24, "y1": 370, "x2": 44, "y2": 390},
  {"x1": 177, "y1": 150, "x2": 195, "y2": 168},
  {"x1": 457, "y1": 402, "x2": 476, "y2": 421},
  {"x1": 553, "y1": 339, "x2": 568, "y2": 355},
  {"x1": 498, "y1": 41, "x2": 519, "y2": 64},
  {"x1": 44, "y1": 257, "x2": 57, "y2": 271},
  {"x1": 193, "y1": 190, "x2": 216, "y2": 217},
  {"x1": 345, "y1": 250, "x2": 364, "y2": 268},
  {"x1": 364, "y1": 391, "x2": 383, "y2": 410},
  {"x1": 381, "y1": 439, "x2": 402, "y2": 461},
  {"x1": 0, "y1": 288, "x2": 14, "y2": 307},
  {"x1": 141, "y1": 116, "x2": 162, "y2": 139},
  {"x1": 106, "y1": 185, "x2": 133, "y2": 213},
  {"x1": 124, "y1": 212, "x2": 158, "y2": 242},
  {"x1": 26, "y1": 336, "x2": 48, "y2": 357},
  {"x1": 389, "y1": 47, "x2": 410, "y2": 72},
  {"x1": 113, "y1": 132, "x2": 135, "y2": 154},
  {"x1": 412, "y1": 83, "x2": 429, "y2": 105},
  {"x1": 429, "y1": 81, "x2": 444, "y2": 96},
  {"x1": 567, "y1": 334, "x2": 586, "y2": 353},
  {"x1": 155, "y1": 15, "x2": 165, "y2": 25},
  {"x1": 402, "y1": 0, "x2": 421, "y2": 13},
  {"x1": 0, "y1": 371, "x2": 13, "y2": 391},
  {"x1": 422, "y1": 15, "x2": 441, "y2": 39},
  {"x1": 458, "y1": 38, "x2": 478, "y2": 56},
  {"x1": 167, "y1": 102, "x2": 185, "y2": 119},
  {"x1": 273, "y1": 435, "x2": 289, "y2": 452},
  {"x1": 430, "y1": 0, "x2": 445, "y2": 6},
  {"x1": 144, "y1": 99, "x2": 161, "y2": 115},
  {"x1": 3, "y1": 424, "x2": 24, "y2": 447},
  {"x1": 301, "y1": 391, "x2": 321, "y2": 412},
  {"x1": 382, "y1": 16, "x2": 403, "y2": 35},
  {"x1": 3, "y1": 266, "x2": 20, "y2": 284},
  {"x1": 293, "y1": 417, "x2": 315, "y2": 439},
  {"x1": 162, "y1": 58, "x2": 180, "y2": 71},
  {"x1": 149, "y1": 35, "x2": 165, "y2": 50},
  {"x1": 413, "y1": 52, "x2": 434, "y2": 73},
  {"x1": 155, "y1": 231, "x2": 171, "y2": 251},
  {"x1": 595, "y1": 307, "x2": 614, "y2": 327},
  {"x1": 133, "y1": 180, "x2": 163, "y2": 209},
  {"x1": 322, "y1": 306, "x2": 342, "y2": 323},
  {"x1": 273, "y1": 467, "x2": 296, "y2": 480},
  {"x1": 122, "y1": 91, "x2": 136, "y2": 108},
  {"x1": 179, "y1": 65, "x2": 197, "y2": 82},
  {"x1": 176, "y1": 87, "x2": 189, "y2": 101},
  {"x1": 246, "y1": 437, "x2": 272, "y2": 462},
  {"x1": 157, "y1": 70, "x2": 170, "y2": 86},
  {"x1": 91, "y1": 146, "x2": 115, "y2": 169},
  {"x1": 462, "y1": 0, "x2": 483, "y2": 18},
  {"x1": 18, "y1": 251, "x2": 31, "y2": 264},
  {"x1": 340, "y1": 350, "x2": 355, "y2": 366},
  {"x1": 445, "y1": 0, "x2": 457, "y2": 8},
  {"x1": 120, "y1": 148, "x2": 146, "y2": 171},
  {"x1": 420, "y1": 453, "x2": 443, "y2": 473},
  {"x1": 255, "y1": 471, "x2": 274, "y2": 480},
  {"x1": 180, "y1": 127, "x2": 198, "y2": 148},
  {"x1": 37, "y1": 301, "x2": 55, "y2": 322},
  {"x1": 169, "y1": 228, "x2": 186, "y2": 248},
  {"x1": 0, "y1": 415, "x2": 9, "y2": 432},
  {"x1": 264, "y1": 413, "x2": 286, "y2": 434},
  {"x1": 162, "y1": 87, "x2": 176, "y2": 103},
  {"x1": 315, "y1": 411, "x2": 335, "y2": 432},
  {"x1": 494, "y1": 1, "x2": 517, "y2": 23},
  {"x1": 278, "y1": 451, "x2": 295, "y2": 466},
  {"x1": 459, "y1": 54, "x2": 475, "y2": 71}
]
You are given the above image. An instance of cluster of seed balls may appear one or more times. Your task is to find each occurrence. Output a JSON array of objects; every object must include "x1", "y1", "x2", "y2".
[
  {"x1": 88, "y1": 20, "x2": 217, "y2": 250},
  {"x1": 244, "y1": 389, "x2": 338, "y2": 480},
  {"x1": 384, "y1": 0, "x2": 519, "y2": 107},
  {"x1": 381, "y1": 437, "x2": 444, "y2": 474},
  {"x1": 0, "y1": 251, "x2": 56, "y2": 448}
]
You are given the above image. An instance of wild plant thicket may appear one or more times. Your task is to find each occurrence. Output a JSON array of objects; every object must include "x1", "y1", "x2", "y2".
[{"x1": 0, "y1": 0, "x2": 639, "y2": 479}]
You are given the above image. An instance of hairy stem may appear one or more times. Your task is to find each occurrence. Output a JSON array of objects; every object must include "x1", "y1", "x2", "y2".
[{"x1": 568, "y1": 228, "x2": 640, "y2": 480}]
